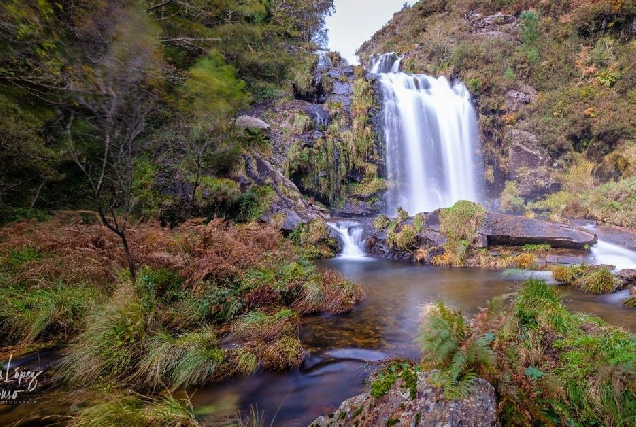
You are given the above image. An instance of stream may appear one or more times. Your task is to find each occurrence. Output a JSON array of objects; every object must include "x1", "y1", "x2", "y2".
[
  {"x1": 3, "y1": 227, "x2": 636, "y2": 426},
  {"x1": 190, "y1": 249, "x2": 636, "y2": 425}
]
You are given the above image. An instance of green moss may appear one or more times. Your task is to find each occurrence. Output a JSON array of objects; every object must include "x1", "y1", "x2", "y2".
[
  {"x1": 500, "y1": 182, "x2": 525, "y2": 214},
  {"x1": 396, "y1": 206, "x2": 409, "y2": 222},
  {"x1": 396, "y1": 224, "x2": 417, "y2": 250},
  {"x1": 373, "y1": 214, "x2": 390, "y2": 230}
]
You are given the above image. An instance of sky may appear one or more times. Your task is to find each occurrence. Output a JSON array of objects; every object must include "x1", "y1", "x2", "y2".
[{"x1": 325, "y1": 0, "x2": 417, "y2": 65}]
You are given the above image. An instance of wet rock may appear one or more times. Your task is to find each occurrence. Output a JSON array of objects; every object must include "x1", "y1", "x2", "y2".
[
  {"x1": 484, "y1": 212, "x2": 597, "y2": 249},
  {"x1": 235, "y1": 115, "x2": 270, "y2": 131},
  {"x1": 310, "y1": 372, "x2": 497, "y2": 427},
  {"x1": 545, "y1": 254, "x2": 587, "y2": 265},
  {"x1": 333, "y1": 80, "x2": 353, "y2": 96},
  {"x1": 417, "y1": 230, "x2": 447, "y2": 247},
  {"x1": 304, "y1": 104, "x2": 331, "y2": 129},
  {"x1": 332, "y1": 200, "x2": 379, "y2": 217},
  {"x1": 616, "y1": 269, "x2": 636, "y2": 286}
]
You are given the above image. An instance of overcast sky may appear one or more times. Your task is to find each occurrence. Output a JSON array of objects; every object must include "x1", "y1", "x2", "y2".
[{"x1": 325, "y1": 0, "x2": 417, "y2": 64}]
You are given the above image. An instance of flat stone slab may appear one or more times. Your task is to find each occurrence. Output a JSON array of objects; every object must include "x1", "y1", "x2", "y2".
[{"x1": 483, "y1": 213, "x2": 597, "y2": 249}]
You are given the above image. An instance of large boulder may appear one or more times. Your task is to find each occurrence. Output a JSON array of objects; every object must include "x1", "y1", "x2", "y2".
[
  {"x1": 235, "y1": 115, "x2": 270, "y2": 131},
  {"x1": 310, "y1": 372, "x2": 497, "y2": 427},
  {"x1": 483, "y1": 212, "x2": 597, "y2": 249}
]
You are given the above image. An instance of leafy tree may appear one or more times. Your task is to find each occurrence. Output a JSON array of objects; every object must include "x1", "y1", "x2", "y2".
[{"x1": 65, "y1": 3, "x2": 162, "y2": 281}]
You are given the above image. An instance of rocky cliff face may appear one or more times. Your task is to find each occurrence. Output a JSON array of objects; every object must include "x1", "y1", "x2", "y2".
[{"x1": 243, "y1": 52, "x2": 387, "y2": 221}]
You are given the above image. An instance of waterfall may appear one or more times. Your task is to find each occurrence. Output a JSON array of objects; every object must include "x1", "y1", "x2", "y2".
[
  {"x1": 371, "y1": 53, "x2": 482, "y2": 215},
  {"x1": 327, "y1": 220, "x2": 366, "y2": 259}
]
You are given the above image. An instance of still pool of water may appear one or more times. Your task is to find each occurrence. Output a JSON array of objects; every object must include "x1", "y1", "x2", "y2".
[{"x1": 190, "y1": 259, "x2": 636, "y2": 426}]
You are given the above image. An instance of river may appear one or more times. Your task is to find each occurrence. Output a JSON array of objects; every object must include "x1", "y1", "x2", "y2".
[{"x1": 190, "y1": 256, "x2": 636, "y2": 425}]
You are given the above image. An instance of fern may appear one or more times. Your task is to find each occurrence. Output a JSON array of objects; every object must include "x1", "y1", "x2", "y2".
[
  {"x1": 466, "y1": 335, "x2": 496, "y2": 370},
  {"x1": 419, "y1": 302, "x2": 495, "y2": 400}
]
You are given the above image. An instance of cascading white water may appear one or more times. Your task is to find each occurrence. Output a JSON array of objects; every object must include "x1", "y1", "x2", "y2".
[
  {"x1": 327, "y1": 220, "x2": 366, "y2": 259},
  {"x1": 590, "y1": 240, "x2": 636, "y2": 270},
  {"x1": 371, "y1": 53, "x2": 482, "y2": 215}
]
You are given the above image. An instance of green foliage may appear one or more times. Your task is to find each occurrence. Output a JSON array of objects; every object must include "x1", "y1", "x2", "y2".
[
  {"x1": 373, "y1": 214, "x2": 391, "y2": 230},
  {"x1": 0, "y1": 282, "x2": 100, "y2": 345},
  {"x1": 413, "y1": 213, "x2": 425, "y2": 233},
  {"x1": 180, "y1": 50, "x2": 248, "y2": 124},
  {"x1": 552, "y1": 264, "x2": 621, "y2": 294},
  {"x1": 519, "y1": 10, "x2": 540, "y2": 47},
  {"x1": 467, "y1": 77, "x2": 483, "y2": 95},
  {"x1": 370, "y1": 361, "x2": 419, "y2": 400},
  {"x1": 418, "y1": 301, "x2": 495, "y2": 399},
  {"x1": 522, "y1": 243, "x2": 550, "y2": 252},
  {"x1": 500, "y1": 181, "x2": 525, "y2": 213}
]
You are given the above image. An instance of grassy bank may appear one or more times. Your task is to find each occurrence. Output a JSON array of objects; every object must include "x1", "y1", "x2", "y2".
[
  {"x1": 415, "y1": 279, "x2": 636, "y2": 425},
  {"x1": 0, "y1": 214, "x2": 363, "y2": 424}
]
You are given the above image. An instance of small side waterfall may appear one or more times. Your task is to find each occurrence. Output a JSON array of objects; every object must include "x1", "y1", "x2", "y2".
[
  {"x1": 371, "y1": 53, "x2": 482, "y2": 215},
  {"x1": 327, "y1": 220, "x2": 366, "y2": 259}
]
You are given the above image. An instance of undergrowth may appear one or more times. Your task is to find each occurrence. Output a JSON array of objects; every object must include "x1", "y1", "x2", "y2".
[{"x1": 0, "y1": 216, "x2": 364, "y2": 425}]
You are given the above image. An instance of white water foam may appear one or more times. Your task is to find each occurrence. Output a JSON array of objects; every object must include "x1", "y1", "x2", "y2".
[
  {"x1": 327, "y1": 220, "x2": 367, "y2": 260},
  {"x1": 370, "y1": 53, "x2": 482, "y2": 215}
]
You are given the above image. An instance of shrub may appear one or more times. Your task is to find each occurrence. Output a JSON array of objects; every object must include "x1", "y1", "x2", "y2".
[
  {"x1": 515, "y1": 253, "x2": 536, "y2": 269},
  {"x1": 413, "y1": 213, "x2": 425, "y2": 233},
  {"x1": 438, "y1": 200, "x2": 485, "y2": 243},
  {"x1": 396, "y1": 206, "x2": 409, "y2": 222},
  {"x1": 373, "y1": 214, "x2": 390, "y2": 230},
  {"x1": 396, "y1": 224, "x2": 417, "y2": 250}
]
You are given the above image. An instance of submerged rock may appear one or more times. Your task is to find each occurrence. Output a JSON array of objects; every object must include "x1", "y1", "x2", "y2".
[{"x1": 310, "y1": 372, "x2": 496, "y2": 427}]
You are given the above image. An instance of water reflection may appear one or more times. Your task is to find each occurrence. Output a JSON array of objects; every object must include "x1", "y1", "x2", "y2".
[{"x1": 192, "y1": 260, "x2": 636, "y2": 426}]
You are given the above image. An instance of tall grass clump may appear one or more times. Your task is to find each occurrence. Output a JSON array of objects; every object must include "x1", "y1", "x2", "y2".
[
  {"x1": 433, "y1": 200, "x2": 484, "y2": 266},
  {"x1": 552, "y1": 264, "x2": 621, "y2": 293},
  {"x1": 469, "y1": 279, "x2": 636, "y2": 425},
  {"x1": 70, "y1": 390, "x2": 202, "y2": 427},
  {"x1": 0, "y1": 282, "x2": 100, "y2": 345}
]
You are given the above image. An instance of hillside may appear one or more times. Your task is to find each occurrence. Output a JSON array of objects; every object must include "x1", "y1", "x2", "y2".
[{"x1": 358, "y1": 0, "x2": 636, "y2": 228}]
